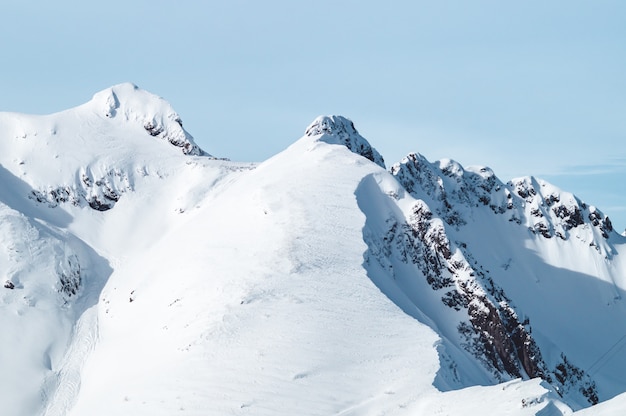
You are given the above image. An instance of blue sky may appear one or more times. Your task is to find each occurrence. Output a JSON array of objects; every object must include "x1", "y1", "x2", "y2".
[{"x1": 1, "y1": 1, "x2": 625, "y2": 229}]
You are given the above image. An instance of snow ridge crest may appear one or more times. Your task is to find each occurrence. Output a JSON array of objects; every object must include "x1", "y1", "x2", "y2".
[
  {"x1": 391, "y1": 153, "x2": 616, "y2": 244},
  {"x1": 305, "y1": 115, "x2": 385, "y2": 168},
  {"x1": 90, "y1": 83, "x2": 207, "y2": 156}
]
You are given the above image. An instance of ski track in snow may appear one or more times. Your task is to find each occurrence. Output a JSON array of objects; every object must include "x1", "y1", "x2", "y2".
[{"x1": 41, "y1": 306, "x2": 98, "y2": 416}]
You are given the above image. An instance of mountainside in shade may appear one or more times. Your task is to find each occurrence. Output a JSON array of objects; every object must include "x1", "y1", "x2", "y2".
[{"x1": 1, "y1": 84, "x2": 626, "y2": 415}]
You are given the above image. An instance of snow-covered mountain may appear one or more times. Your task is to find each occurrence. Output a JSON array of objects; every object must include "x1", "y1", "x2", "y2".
[{"x1": 1, "y1": 83, "x2": 626, "y2": 415}]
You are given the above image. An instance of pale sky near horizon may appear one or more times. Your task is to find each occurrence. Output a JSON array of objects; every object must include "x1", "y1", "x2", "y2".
[{"x1": 1, "y1": 1, "x2": 625, "y2": 229}]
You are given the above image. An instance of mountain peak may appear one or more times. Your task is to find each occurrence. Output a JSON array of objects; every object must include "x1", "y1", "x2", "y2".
[
  {"x1": 89, "y1": 83, "x2": 206, "y2": 156},
  {"x1": 305, "y1": 115, "x2": 385, "y2": 168}
]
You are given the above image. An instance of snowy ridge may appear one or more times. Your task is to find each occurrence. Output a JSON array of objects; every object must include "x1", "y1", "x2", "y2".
[
  {"x1": 392, "y1": 153, "x2": 616, "y2": 247},
  {"x1": 1, "y1": 86, "x2": 626, "y2": 415}
]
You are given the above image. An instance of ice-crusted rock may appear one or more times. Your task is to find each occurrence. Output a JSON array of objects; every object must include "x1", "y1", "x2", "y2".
[
  {"x1": 56, "y1": 252, "x2": 81, "y2": 298},
  {"x1": 30, "y1": 167, "x2": 133, "y2": 211},
  {"x1": 305, "y1": 115, "x2": 385, "y2": 168},
  {"x1": 510, "y1": 176, "x2": 614, "y2": 241},
  {"x1": 90, "y1": 83, "x2": 207, "y2": 156},
  {"x1": 391, "y1": 152, "x2": 616, "y2": 244},
  {"x1": 391, "y1": 153, "x2": 508, "y2": 227}
]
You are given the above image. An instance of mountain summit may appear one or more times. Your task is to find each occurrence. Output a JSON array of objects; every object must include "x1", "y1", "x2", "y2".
[
  {"x1": 88, "y1": 83, "x2": 206, "y2": 156},
  {"x1": 1, "y1": 85, "x2": 625, "y2": 416},
  {"x1": 0, "y1": 83, "x2": 209, "y2": 212},
  {"x1": 305, "y1": 115, "x2": 385, "y2": 168}
]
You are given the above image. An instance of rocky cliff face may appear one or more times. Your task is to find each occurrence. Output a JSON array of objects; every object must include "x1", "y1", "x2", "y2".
[
  {"x1": 359, "y1": 150, "x2": 614, "y2": 407},
  {"x1": 391, "y1": 153, "x2": 614, "y2": 248},
  {"x1": 360, "y1": 190, "x2": 598, "y2": 405}
]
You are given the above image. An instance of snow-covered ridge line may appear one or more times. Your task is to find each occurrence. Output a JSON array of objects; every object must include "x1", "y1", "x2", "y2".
[
  {"x1": 2, "y1": 85, "x2": 626, "y2": 415},
  {"x1": 391, "y1": 152, "x2": 617, "y2": 244}
]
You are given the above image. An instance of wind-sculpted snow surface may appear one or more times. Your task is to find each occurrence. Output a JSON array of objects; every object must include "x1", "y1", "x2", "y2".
[{"x1": 2, "y1": 86, "x2": 626, "y2": 415}]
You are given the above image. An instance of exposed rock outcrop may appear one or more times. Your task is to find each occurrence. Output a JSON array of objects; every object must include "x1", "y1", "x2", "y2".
[
  {"x1": 392, "y1": 153, "x2": 616, "y2": 244},
  {"x1": 359, "y1": 167, "x2": 601, "y2": 406},
  {"x1": 306, "y1": 115, "x2": 385, "y2": 168},
  {"x1": 30, "y1": 167, "x2": 132, "y2": 211}
]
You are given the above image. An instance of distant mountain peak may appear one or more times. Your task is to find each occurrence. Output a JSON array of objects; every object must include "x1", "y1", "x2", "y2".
[
  {"x1": 89, "y1": 83, "x2": 207, "y2": 156},
  {"x1": 305, "y1": 115, "x2": 385, "y2": 168}
]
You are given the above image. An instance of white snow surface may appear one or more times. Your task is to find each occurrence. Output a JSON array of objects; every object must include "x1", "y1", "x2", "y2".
[{"x1": 0, "y1": 84, "x2": 625, "y2": 415}]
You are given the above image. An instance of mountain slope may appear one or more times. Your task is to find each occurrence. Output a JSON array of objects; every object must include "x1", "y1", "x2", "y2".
[
  {"x1": 1, "y1": 85, "x2": 625, "y2": 415},
  {"x1": 360, "y1": 153, "x2": 626, "y2": 408},
  {"x1": 64, "y1": 120, "x2": 448, "y2": 416}
]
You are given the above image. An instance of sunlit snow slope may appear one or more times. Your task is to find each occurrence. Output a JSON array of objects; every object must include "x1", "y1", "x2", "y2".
[{"x1": 1, "y1": 84, "x2": 625, "y2": 415}]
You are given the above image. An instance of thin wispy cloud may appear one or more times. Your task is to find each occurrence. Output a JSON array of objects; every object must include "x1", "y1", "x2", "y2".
[{"x1": 540, "y1": 158, "x2": 626, "y2": 177}]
